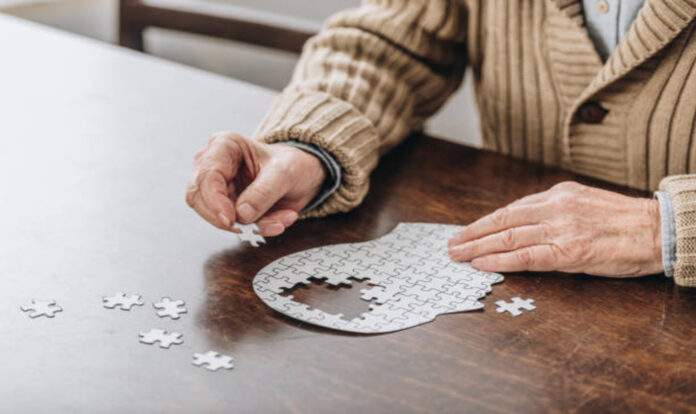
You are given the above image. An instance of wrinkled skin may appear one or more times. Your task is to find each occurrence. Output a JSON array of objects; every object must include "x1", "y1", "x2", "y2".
[
  {"x1": 448, "y1": 181, "x2": 664, "y2": 277},
  {"x1": 186, "y1": 132, "x2": 325, "y2": 236}
]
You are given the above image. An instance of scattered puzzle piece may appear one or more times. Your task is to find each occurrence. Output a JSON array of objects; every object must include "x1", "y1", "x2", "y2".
[
  {"x1": 233, "y1": 223, "x2": 265, "y2": 247},
  {"x1": 139, "y1": 328, "x2": 184, "y2": 348},
  {"x1": 495, "y1": 297, "x2": 536, "y2": 317},
  {"x1": 193, "y1": 351, "x2": 234, "y2": 371},
  {"x1": 20, "y1": 299, "x2": 63, "y2": 318},
  {"x1": 102, "y1": 292, "x2": 144, "y2": 311},
  {"x1": 153, "y1": 297, "x2": 187, "y2": 319}
]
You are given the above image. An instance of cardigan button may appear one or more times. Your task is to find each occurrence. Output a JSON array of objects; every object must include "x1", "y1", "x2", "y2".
[
  {"x1": 577, "y1": 101, "x2": 608, "y2": 124},
  {"x1": 596, "y1": 0, "x2": 610, "y2": 14}
]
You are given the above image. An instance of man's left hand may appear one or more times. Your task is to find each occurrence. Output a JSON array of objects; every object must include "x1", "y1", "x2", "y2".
[{"x1": 448, "y1": 181, "x2": 664, "y2": 277}]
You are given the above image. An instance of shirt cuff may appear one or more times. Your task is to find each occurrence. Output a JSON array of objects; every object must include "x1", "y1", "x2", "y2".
[
  {"x1": 655, "y1": 191, "x2": 677, "y2": 278},
  {"x1": 274, "y1": 141, "x2": 342, "y2": 214}
]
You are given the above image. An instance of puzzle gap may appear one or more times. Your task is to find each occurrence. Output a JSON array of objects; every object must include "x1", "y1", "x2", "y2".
[{"x1": 280, "y1": 277, "x2": 373, "y2": 320}]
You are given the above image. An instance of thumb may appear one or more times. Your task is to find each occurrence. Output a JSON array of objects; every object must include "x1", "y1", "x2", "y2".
[{"x1": 235, "y1": 166, "x2": 289, "y2": 223}]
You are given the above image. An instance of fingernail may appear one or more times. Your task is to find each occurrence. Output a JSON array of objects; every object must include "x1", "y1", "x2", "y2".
[
  {"x1": 218, "y1": 213, "x2": 231, "y2": 228},
  {"x1": 237, "y1": 203, "x2": 256, "y2": 223}
]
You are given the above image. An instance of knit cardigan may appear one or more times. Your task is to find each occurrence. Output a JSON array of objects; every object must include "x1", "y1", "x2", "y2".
[{"x1": 255, "y1": 0, "x2": 696, "y2": 286}]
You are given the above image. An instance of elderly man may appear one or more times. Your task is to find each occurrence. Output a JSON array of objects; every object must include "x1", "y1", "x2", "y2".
[{"x1": 186, "y1": 0, "x2": 696, "y2": 286}]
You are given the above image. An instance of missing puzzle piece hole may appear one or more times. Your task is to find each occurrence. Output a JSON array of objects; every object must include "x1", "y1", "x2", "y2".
[{"x1": 280, "y1": 277, "x2": 373, "y2": 320}]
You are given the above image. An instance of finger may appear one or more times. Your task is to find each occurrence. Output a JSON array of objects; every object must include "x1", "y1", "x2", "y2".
[
  {"x1": 262, "y1": 209, "x2": 299, "y2": 228},
  {"x1": 188, "y1": 137, "x2": 246, "y2": 228},
  {"x1": 449, "y1": 224, "x2": 549, "y2": 262},
  {"x1": 236, "y1": 167, "x2": 289, "y2": 223},
  {"x1": 199, "y1": 170, "x2": 236, "y2": 228},
  {"x1": 256, "y1": 209, "x2": 299, "y2": 237},
  {"x1": 449, "y1": 203, "x2": 551, "y2": 248},
  {"x1": 471, "y1": 245, "x2": 560, "y2": 272},
  {"x1": 257, "y1": 220, "x2": 284, "y2": 237},
  {"x1": 186, "y1": 190, "x2": 233, "y2": 231}
]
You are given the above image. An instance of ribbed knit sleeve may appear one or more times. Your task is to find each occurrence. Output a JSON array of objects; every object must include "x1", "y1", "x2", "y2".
[
  {"x1": 659, "y1": 175, "x2": 696, "y2": 287},
  {"x1": 254, "y1": 0, "x2": 468, "y2": 217}
]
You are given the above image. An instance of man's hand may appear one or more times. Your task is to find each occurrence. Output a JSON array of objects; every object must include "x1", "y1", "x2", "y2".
[
  {"x1": 448, "y1": 181, "x2": 664, "y2": 277},
  {"x1": 186, "y1": 132, "x2": 326, "y2": 236}
]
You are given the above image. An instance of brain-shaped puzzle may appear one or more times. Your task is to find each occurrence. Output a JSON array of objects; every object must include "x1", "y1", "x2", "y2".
[{"x1": 253, "y1": 223, "x2": 503, "y2": 333}]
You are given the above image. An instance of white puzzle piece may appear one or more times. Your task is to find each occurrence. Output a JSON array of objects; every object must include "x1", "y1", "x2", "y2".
[
  {"x1": 495, "y1": 297, "x2": 536, "y2": 317},
  {"x1": 193, "y1": 351, "x2": 234, "y2": 371},
  {"x1": 153, "y1": 297, "x2": 187, "y2": 319},
  {"x1": 139, "y1": 328, "x2": 184, "y2": 348},
  {"x1": 253, "y1": 223, "x2": 504, "y2": 334},
  {"x1": 20, "y1": 299, "x2": 63, "y2": 318},
  {"x1": 233, "y1": 223, "x2": 265, "y2": 247},
  {"x1": 102, "y1": 292, "x2": 144, "y2": 311}
]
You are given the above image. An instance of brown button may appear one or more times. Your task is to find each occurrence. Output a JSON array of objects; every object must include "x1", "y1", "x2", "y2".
[
  {"x1": 577, "y1": 101, "x2": 608, "y2": 124},
  {"x1": 596, "y1": 0, "x2": 610, "y2": 14}
]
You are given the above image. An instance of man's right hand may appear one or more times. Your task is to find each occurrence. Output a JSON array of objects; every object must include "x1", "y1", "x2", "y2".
[{"x1": 185, "y1": 132, "x2": 327, "y2": 236}]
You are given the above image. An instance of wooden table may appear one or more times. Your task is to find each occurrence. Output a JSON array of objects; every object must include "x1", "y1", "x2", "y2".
[{"x1": 2, "y1": 14, "x2": 695, "y2": 413}]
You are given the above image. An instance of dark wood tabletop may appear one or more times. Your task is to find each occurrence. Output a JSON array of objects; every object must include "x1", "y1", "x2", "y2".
[{"x1": 2, "y1": 14, "x2": 696, "y2": 414}]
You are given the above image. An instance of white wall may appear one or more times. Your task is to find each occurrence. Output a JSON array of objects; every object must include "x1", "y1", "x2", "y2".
[{"x1": 3, "y1": 0, "x2": 480, "y2": 146}]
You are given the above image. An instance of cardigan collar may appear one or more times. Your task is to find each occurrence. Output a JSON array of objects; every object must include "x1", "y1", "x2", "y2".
[
  {"x1": 551, "y1": 0, "x2": 696, "y2": 100},
  {"x1": 549, "y1": 0, "x2": 696, "y2": 166}
]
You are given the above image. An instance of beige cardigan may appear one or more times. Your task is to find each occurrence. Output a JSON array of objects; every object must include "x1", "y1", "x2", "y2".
[{"x1": 255, "y1": 0, "x2": 696, "y2": 286}]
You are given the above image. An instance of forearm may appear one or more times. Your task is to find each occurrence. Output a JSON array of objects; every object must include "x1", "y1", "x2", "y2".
[{"x1": 255, "y1": 0, "x2": 468, "y2": 217}]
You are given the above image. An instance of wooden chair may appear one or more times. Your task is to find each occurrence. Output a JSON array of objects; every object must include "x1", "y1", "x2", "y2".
[{"x1": 119, "y1": 0, "x2": 319, "y2": 54}]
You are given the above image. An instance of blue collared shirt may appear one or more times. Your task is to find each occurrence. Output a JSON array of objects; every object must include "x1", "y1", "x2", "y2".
[{"x1": 583, "y1": 0, "x2": 646, "y2": 61}]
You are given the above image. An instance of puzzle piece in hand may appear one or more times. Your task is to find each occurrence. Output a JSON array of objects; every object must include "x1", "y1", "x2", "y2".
[
  {"x1": 153, "y1": 297, "x2": 187, "y2": 319},
  {"x1": 20, "y1": 299, "x2": 63, "y2": 318},
  {"x1": 139, "y1": 328, "x2": 184, "y2": 348},
  {"x1": 192, "y1": 351, "x2": 234, "y2": 371},
  {"x1": 495, "y1": 297, "x2": 536, "y2": 317},
  {"x1": 102, "y1": 292, "x2": 144, "y2": 310},
  {"x1": 253, "y1": 223, "x2": 504, "y2": 334},
  {"x1": 233, "y1": 223, "x2": 265, "y2": 247}
]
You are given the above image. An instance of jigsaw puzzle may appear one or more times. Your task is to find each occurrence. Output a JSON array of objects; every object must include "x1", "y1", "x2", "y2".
[
  {"x1": 153, "y1": 297, "x2": 187, "y2": 319},
  {"x1": 253, "y1": 223, "x2": 504, "y2": 334},
  {"x1": 193, "y1": 351, "x2": 234, "y2": 371},
  {"x1": 20, "y1": 299, "x2": 63, "y2": 318},
  {"x1": 233, "y1": 223, "x2": 265, "y2": 247}
]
